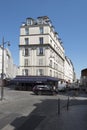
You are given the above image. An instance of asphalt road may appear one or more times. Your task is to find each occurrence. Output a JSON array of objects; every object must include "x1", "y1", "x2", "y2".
[
  {"x1": 0, "y1": 86, "x2": 87, "y2": 130},
  {"x1": 0, "y1": 87, "x2": 64, "y2": 130}
]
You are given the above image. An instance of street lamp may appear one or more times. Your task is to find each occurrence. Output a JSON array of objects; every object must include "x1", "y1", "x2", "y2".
[{"x1": 1, "y1": 37, "x2": 10, "y2": 100}]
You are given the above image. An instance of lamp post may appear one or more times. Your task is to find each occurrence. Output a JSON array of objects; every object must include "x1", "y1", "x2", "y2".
[{"x1": 1, "y1": 37, "x2": 10, "y2": 100}]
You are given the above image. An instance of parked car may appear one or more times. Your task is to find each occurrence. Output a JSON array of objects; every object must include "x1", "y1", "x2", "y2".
[
  {"x1": 33, "y1": 85, "x2": 56, "y2": 95},
  {"x1": 69, "y1": 82, "x2": 79, "y2": 90}
]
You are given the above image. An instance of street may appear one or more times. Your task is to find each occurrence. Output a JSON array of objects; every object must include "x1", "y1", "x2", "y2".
[
  {"x1": 0, "y1": 86, "x2": 87, "y2": 130},
  {"x1": 0, "y1": 86, "x2": 65, "y2": 130}
]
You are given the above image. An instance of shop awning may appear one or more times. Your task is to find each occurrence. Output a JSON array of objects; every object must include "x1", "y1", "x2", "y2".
[{"x1": 11, "y1": 75, "x2": 58, "y2": 83}]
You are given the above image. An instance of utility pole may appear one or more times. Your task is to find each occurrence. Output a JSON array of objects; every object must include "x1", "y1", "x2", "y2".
[
  {"x1": 1, "y1": 37, "x2": 10, "y2": 100},
  {"x1": 1, "y1": 37, "x2": 4, "y2": 100}
]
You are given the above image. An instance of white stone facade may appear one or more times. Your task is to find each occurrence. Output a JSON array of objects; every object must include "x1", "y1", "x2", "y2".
[
  {"x1": 0, "y1": 47, "x2": 18, "y2": 79},
  {"x1": 64, "y1": 56, "x2": 75, "y2": 83},
  {"x1": 19, "y1": 16, "x2": 75, "y2": 81}
]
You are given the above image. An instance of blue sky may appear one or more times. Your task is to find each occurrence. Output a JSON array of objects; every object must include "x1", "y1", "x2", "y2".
[{"x1": 0, "y1": 0, "x2": 87, "y2": 79}]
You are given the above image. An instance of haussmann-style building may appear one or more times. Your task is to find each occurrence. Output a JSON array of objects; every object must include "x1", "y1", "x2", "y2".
[{"x1": 13, "y1": 16, "x2": 75, "y2": 90}]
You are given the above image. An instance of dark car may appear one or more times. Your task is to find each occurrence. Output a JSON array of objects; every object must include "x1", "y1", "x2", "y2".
[{"x1": 33, "y1": 85, "x2": 56, "y2": 95}]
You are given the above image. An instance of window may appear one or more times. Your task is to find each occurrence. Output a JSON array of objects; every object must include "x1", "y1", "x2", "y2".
[
  {"x1": 25, "y1": 28, "x2": 29, "y2": 35},
  {"x1": 54, "y1": 62, "x2": 55, "y2": 69},
  {"x1": 38, "y1": 19, "x2": 43, "y2": 24},
  {"x1": 37, "y1": 47, "x2": 45, "y2": 55},
  {"x1": 22, "y1": 69, "x2": 28, "y2": 76},
  {"x1": 56, "y1": 72, "x2": 58, "y2": 77},
  {"x1": 25, "y1": 38, "x2": 29, "y2": 45},
  {"x1": 39, "y1": 37, "x2": 43, "y2": 44},
  {"x1": 40, "y1": 27, "x2": 43, "y2": 34},
  {"x1": 39, "y1": 59, "x2": 43, "y2": 66},
  {"x1": 39, "y1": 47, "x2": 43, "y2": 55},
  {"x1": 50, "y1": 70, "x2": 52, "y2": 76},
  {"x1": 36, "y1": 69, "x2": 44, "y2": 76},
  {"x1": 26, "y1": 19, "x2": 33, "y2": 25},
  {"x1": 25, "y1": 69, "x2": 28, "y2": 76},
  {"x1": 24, "y1": 59, "x2": 28, "y2": 66},
  {"x1": 25, "y1": 48, "x2": 29, "y2": 56},
  {"x1": 54, "y1": 71, "x2": 55, "y2": 77},
  {"x1": 50, "y1": 50, "x2": 52, "y2": 57},
  {"x1": 50, "y1": 60, "x2": 52, "y2": 67},
  {"x1": 22, "y1": 69, "x2": 24, "y2": 75},
  {"x1": 54, "y1": 44, "x2": 55, "y2": 49},
  {"x1": 22, "y1": 49, "x2": 24, "y2": 56},
  {"x1": 50, "y1": 39, "x2": 52, "y2": 43},
  {"x1": 39, "y1": 69, "x2": 44, "y2": 76},
  {"x1": 22, "y1": 49, "x2": 29, "y2": 56}
]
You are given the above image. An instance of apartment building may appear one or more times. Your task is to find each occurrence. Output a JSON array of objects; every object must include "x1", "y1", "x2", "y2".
[
  {"x1": 19, "y1": 16, "x2": 65, "y2": 81},
  {"x1": 0, "y1": 47, "x2": 18, "y2": 80},
  {"x1": 64, "y1": 56, "x2": 75, "y2": 83},
  {"x1": 11, "y1": 16, "x2": 76, "y2": 90},
  {"x1": 16, "y1": 16, "x2": 66, "y2": 89}
]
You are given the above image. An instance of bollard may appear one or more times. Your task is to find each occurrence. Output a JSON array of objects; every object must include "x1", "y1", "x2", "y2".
[
  {"x1": 58, "y1": 98, "x2": 60, "y2": 115},
  {"x1": 67, "y1": 96, "x2": 69, "y2": 111}
]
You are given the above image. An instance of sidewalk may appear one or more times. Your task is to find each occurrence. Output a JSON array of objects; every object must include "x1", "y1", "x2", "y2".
[{"x1": 35, "y1": 105, "x2": 87, "y2": 130}]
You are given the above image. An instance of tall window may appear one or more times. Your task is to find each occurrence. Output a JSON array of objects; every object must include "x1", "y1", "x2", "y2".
[
  {"x1": 39, "y1": 37, "x2": 43, "y2": 44},
  {"x1": 37, "y1": 69, "x2": 44, "y2": 75},
  {"x1": 25, "y1": 38, "x2": 29, "y2": 45},
  {"x1": 22, "y1": 69, "x2": 28, "y2": 76},
  {"x1": 50, "y1": 60, "x2": 52, "y2": 67},
  {"x1": 54, "y1": 62, "x2": 56, "y2": 69},
  {"x1": 40, "y1": 27, "x2": 43, "y2": 34},
  {"x1": 24, "y1": 59, "x2": 28, "y2": 66},
  {"x1": 37, "y1": 47, "x2": 45, "y2": 55},
  {"x1": 25, "y1": 48, "x2": 29, "y2": 56},
  {"x1": 25, "y1": 69, "x2": 28, "y2": 76},
  {"x1": 25, "y1": 28, "x2": 29, "y2": 35},
  {"x1": 22, "y1": 69, "x2": 24, "y2": 75},
  {"x1": 39, "y1": 47, "x2": 43, "y2": 55},
  {"x1": 39, "y1": 59, "x2": 43, "y2": 66},
  {"x1": 50, "y1": 70, "x2": 52, "y2": 76},
  {"x1": 39, "y1": 69, "x2": 44, "y2": 76}
]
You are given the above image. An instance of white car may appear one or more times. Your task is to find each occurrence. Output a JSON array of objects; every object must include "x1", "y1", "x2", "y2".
[{"x1": 58, "y1": 82, "x2": 66, "y2": 91}]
